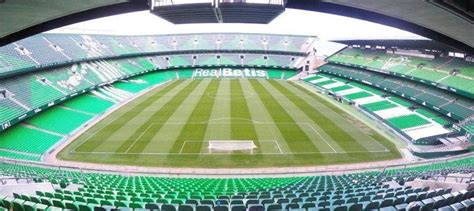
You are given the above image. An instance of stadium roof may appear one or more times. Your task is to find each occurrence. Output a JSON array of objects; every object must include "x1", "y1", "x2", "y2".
[{"x1": 0, "y1": 0, "x2": 473, "y2": 53}]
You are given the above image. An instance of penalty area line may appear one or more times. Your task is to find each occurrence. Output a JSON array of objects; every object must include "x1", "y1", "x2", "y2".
[
  {"x1": 299, "y1": 123, "x2": 337, "y2": 153},
  {"x1": 71, "y1": 149, "x2": 389, "y2": 155}
]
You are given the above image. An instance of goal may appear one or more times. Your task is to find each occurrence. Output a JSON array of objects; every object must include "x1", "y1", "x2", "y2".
[{"x1": 208, "y1": 140, "x2": 257, "y2": 154}]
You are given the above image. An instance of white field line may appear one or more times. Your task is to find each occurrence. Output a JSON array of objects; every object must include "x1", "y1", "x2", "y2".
[
  {"x1": 304, "y1": 123, "x2": 337, "y2": 153},
  {"x1": 179, "y1": 140, "x2": 283, "y2": 155},
  {"x1": 93, "y1": 120, "x2": 383, "y2": 155},
  {"x1": 124, "y1": 123, "x2": 155, "y2": 153},
  {"x1": 179, "y1": 141, "x2": 187, "y2": 154},
  {"x1": 70, "y1": 149, "x2": 389, "y2": 155},
  {"x1": 125, "y1": 118, "x2": 337, "y2": 153},
  {"x1": 295, "y1": 81, "x2": 399, "y2": 149},
  {"x1": 274, "y1": 140, "x2": 283, "y2": 154},
  {"x1": 72, "y1": 104, "x2": 134, "y2": 153},
  {"x1": 71, "y1": 81, "x2": 173, "y2": 153},
  {"x1": 205, "y1": 92, "x2": 256, "y2": 100}
]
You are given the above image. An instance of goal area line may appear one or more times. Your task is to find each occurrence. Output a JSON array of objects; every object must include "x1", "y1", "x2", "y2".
[
  {"x1": 69, "y1": 149, "x2": 391, "y2": 155},
  {"x1": 180, "y1": 140, "x2": 283, "y2": 155}
]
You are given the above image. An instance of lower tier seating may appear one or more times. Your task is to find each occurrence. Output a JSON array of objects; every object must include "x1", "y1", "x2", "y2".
[
  {"x1": 62, "y1": 95, "x2": 115, "y2": 114},
  {"x1": 386, "y1": 114, "x2": 431, "y2": 130},
  {"x1": 0, "y1": 157, "x2": 472, "y2": 211},
  {"x1": 25, "y1": 107, "x2": 93, "y2": 135},
  {"x1": 318, "y1": 64, "x2": 474, "y2": 121},
  {"x1": 303, "y1": 73, "x2": 454, "y2": 143},
  {"x1": 0, "y1": 125, "x2": 62, "y2": 156},
  {"x1": 0, "y1": 70, "x2": 180, "y2": 161}
]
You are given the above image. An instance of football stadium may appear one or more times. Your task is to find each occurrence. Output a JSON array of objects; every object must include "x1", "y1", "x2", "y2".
[{"x1": 0, "y1": 0, "x2": 473, "y2": 210}]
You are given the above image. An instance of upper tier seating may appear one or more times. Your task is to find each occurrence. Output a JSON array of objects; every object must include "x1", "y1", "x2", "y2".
[
  {"x1": 0, "y1": 53, "x2": 302, "y2": 130},
  {"x1": 0, "y1": 33, "x2": 312, "y2": 75},
  {"x1": 328, "y1": 48, "x2": 474, "y2": 97},
  {"x1": 0, "y1": 57, "x2": 159, "y2": 126}
]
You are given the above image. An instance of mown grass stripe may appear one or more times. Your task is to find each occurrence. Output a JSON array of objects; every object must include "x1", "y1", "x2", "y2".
[
  {"x1": 129, "y1": 79, "x2": 213, "y2": 154},
  {"x1": 270, "y1": 80, "x2": 367, "y2": 152},
  {"x1": 75, "y1": 80, "x2": 184, "y2": 152},
  {"x1": 239, "y1": 79, "x2": 294, "y2": 153},
  {"x1": 169, "y1": 79, "x2": 221, "y2": 152},
  {"x1": 249, "y1": 79, "x2": 318, "y2": 153},
  {"x1": 231, "y1": 79, "x2": 258, "y2": 141},
  {"x1": 118, "y1": 80, "x2": 203, "y2": 153}
]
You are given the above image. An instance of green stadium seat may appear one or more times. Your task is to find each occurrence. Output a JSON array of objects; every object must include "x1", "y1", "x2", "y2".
[
  {"x1": 162, "y1": 204, "x2": 177, "y2": 211},
  {"x1": 196, "y1": 205, "x2": 212, "y2": 211}
]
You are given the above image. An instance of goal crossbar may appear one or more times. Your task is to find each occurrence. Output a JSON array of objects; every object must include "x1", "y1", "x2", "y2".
[{"x1": 208, "y1": 140, "x2": 257, "y2": 154}]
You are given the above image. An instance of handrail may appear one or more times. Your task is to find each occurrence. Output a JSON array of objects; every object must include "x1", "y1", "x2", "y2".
[{"x1": 0, "y1": 152, "x2": 472, "y2": 178}]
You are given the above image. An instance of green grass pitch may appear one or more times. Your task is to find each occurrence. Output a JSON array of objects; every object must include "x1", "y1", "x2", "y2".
[{"x1": 58, "y1": 78, "x2": 401, "y2": 168}]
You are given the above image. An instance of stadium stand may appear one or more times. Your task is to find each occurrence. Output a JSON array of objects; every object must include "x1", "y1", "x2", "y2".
[
  {"x1": 0, "y1": 69, "x2": 181, "y2": 161},
  {"x1": 0, "y1": 125, "x2": 62, "y2": 161},
  {"x1": 0, "y1": 50, "x2": 303, "y2": 132},
  {"x1": 0, "y1": 157, "x2": 472, "y2": 211},
  {"x1": 61, "y1": 95, "x2": 115, "y2": 114},
  {"x1": 327, "y1": 47, "x2": 474, "y2": 98},
  {"x1": 0, "y1": 33, "x2": 312, "y2": 76},
  {"x1": 317, "y1": 64, "x2": 474, "y2": 121},
  {"x1": 0, "y1": 57, "x2": 155, "y2": 129},
  {"x1": 0, "y1": 61, "x2": 298, "y2": 161},
  {"x1": 0, "y1": 4, "x2": 472, "y2": 211},
  {"x1": 302, "y1": 73, "x2": 454, "y2": 144},
  {"x1": 25, "y1": 107, "x2": 93, "y2": 135}
]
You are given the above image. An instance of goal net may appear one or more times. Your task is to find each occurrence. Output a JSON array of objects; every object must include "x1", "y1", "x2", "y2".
[{"x1": 208, "y1": 140, "x2": 257, "y2": 154}]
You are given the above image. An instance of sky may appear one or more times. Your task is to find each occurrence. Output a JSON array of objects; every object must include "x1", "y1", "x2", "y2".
[{"x1": 49, "y1": 8, "x2": 427, "y2": 41}]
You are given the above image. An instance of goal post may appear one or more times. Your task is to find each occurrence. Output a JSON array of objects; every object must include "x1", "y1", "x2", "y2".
[{"x1": 208, "y1": 140, "x2": 257, "y2": 154}]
